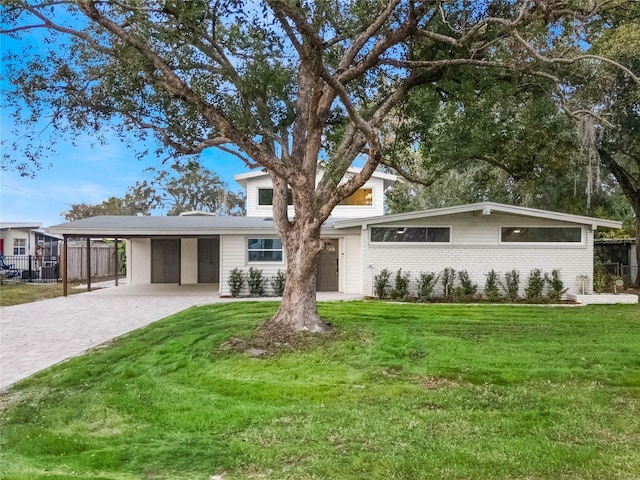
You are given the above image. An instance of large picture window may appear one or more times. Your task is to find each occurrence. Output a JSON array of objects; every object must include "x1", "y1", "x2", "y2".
[
  {"x1": 371, "y1": 227, "x2": 450, "y2": 243},
  {"x1": 501, "y1": 227, "x2": 582, "y2": 243},
  {"x1": 248, "y1": 238, "x2": 283, "y2": 262},
  {"x1": 258, "y1": 188, "x2": 293, "y2": 206}
]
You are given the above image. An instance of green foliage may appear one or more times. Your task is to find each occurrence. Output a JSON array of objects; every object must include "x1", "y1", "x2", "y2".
[
  {"x1": 484, "y1": 269, "x2": 501, "y2": 302},
  {"x1": 62, "y1": 161, "x2": 245, "y2": 219},
  {"x1": 546, "y1": 269, "x2": 568, "y2": 302},
  {"x1": 1, "y1": 302, "x2": 639, "y2": 479},
  {"x1": 390, "y1": 269, "x2": 410, "y2": 301},
  {"x1": 417, "y1": 271, "x2": 438, "y2": 302},
  {"x1": 228, "y1": 268, "x2": 244, "y2": 297},
  {"x1": 374, "y1": 269, "x2": 391, "y2": 299},
  {"x1": 593, "y1": 259, "x2": 608, "y2": 293},
  {"x1": 271, "y1": 270, "x2": 286, "y2": 297},
  {"x1": 525, "y1": 269, "x2": 546, "y2": 302},
  {"x1": 62, "y1": 195, "x2": 151, "y2": 221},
  {"x1": 441, "y1": 268, "x2": 456, "y2": 299},
  {"x1": 131, "y1": 161, "x2": 246, "y2": 216},
  {"x1": 502, "y1": 269, "x2": 520, "y2": 302},
  {"x1": 457, "y1": 270, "x2": 477, "y2": 297},
  {"x1": 247, "y1": 267, "x2": 265, "y2": 297}
]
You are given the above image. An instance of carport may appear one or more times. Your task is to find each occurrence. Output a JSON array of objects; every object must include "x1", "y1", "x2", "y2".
[{"x1": 49, "y1": 216, "x2": 247, "y2": 295}]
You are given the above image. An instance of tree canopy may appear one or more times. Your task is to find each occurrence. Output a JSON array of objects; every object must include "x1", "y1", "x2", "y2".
[
  {"x1": 2, "y1": 1, "x2": 639, "y2": 329},
  {"x1": 62, "y1": 161, "x2": 245, "y2": 220}
]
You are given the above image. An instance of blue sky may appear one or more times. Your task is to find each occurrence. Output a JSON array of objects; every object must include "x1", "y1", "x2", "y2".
[
  {"x1": 0, "y1": 14, "x2": 251, "y2": 228},
  {"x1": 0, "y1": 133, "x2": 250, "y2": 227}
]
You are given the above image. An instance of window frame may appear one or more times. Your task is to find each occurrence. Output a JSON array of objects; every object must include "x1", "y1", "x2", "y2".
[
  {"x1": 257, "y1": 188, "x2": 293, "y2": 206},
  {"x1": 499, "y1": 226, "x2": 584, "y2": 245},
  {"x1": 369, "y1": 225, "x2": 452, "y2": 245},
  {"x1": 246, "y1": 237, "x2": 285, "y2": 263},
  {"x1": 338, "y1": 188, "x2": 374, "y2": 207},
  {"x1": 13, "y1": 238, "x2": 27, "y2": 255}
]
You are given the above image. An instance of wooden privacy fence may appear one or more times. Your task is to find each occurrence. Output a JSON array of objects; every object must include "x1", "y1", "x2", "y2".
[{"x1": 65, "y1": 244, "x2": 117, "y2": 281}]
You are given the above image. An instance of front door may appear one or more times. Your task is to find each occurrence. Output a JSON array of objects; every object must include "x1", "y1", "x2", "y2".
[
  {"x1": 151, "y1": 239, "x2": 180, "y2": 283},
  {"x1": 198, "y1": 238, "x2": 220, "y2": 283},
  {"x1": 317, "y1": 239, "x2": 339, "y2": 291}
]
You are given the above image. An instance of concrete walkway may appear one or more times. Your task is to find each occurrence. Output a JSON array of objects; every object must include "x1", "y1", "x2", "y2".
[{"x1": 0, "y1": 283, "x2": 361, "y2": 390}]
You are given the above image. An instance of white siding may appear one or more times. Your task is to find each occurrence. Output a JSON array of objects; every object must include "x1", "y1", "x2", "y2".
[
  {"x1": 244, "y1": 174, "x2": 387, "y2": 218},
  {"x1": 361, "y1": 212, "x2": 595, "y2": 297},
  {"x1": 220, "y1": 235, "x2": 286, "y2": 296},
  {"x1": 1, "y1": 228, "x2": 35, "y2": 256},
  {"x1": 129, "y1": 238, "x2": 151, "y2": 284},
  {"x1": 245, "y1": 177, "x2": 279, "y2": 217},
  {"x1": 181, "y1": 238, "x2": 198, "y2": 284}
]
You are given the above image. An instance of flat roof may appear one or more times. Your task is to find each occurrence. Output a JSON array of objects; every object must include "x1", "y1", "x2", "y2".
[
  {"x1": 49, "y1": 216, "x2": 279, "y2": 237},
  {"x1": 0, "y1": 222, "x2": 42, "y2": 230}
]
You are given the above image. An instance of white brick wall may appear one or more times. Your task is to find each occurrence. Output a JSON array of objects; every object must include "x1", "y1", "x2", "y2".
[{"x1": 360, "y1": 214, "x2": 595, "y2": 297}]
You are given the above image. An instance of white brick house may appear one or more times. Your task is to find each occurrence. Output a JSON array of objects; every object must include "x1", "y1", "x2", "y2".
[{"x1": 50, "y1": 169, "x2": 621, "y2": 296}]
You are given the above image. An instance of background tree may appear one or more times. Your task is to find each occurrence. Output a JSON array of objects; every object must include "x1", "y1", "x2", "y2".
[
  {"x1": 2, "y1": 1, "x2": 638, "y2": 332},
  {"x1": 63, "y1": 194, "x2": 151, "y2": 221},
  {"x1": 62, "y1": 161, "x2": 245, "y2": 219},
  {"x1": 579, "y1": 14, "x2": 640, "y2": 287},
  {"x1": 386, "y1": 70, "x2": 635, "y2": 228},
  {"x1": 131, "y1": 161, "x2": 245, "y2": 216}
]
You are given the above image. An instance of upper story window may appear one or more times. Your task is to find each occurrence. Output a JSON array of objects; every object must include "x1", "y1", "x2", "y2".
[
  {"x1": 501, "y1": 227, "x2": 582, "y2": 243},
  {"x1": 371, "y1": 227, "x2": 450, "y2": 243},
  {"x1": 258, "y1": 189, "x2": 293, "y2": 206},
  {"x1": 247, "y1": 238, "x2": 283, "y2": 262},
  {"x1": 13, "y1": 238, "x2": 26, "y2": 255},
  {"x1": 339, "y1": 188, "x2": 373, "y2": 206}
]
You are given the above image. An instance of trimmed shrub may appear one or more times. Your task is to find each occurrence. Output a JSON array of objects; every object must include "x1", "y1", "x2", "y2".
[
  {"x1": 390, "y1": 269, "x2": 410, "y2": 301},
  {"x1": 418, "y1": 272, "x2": 438, "y2": 302},
  {"x1": 247, "y1": 267, "x2": 265, "y2": 297},
  {"x1": 546, "y1": 269, "x2": 567, "y2": 301},
  {"x1": 374, "y1": 269, "x2": 391, "y2": 299},
  {"x1": 525, "y1": 268, "x2": 545, "y2": 302},
  {"x1": 502, "y1": 269, "x2": 520, "y2": 302},
  {"x1": 458, "y1": 270, "x2": 478, "y2": 297},
  {"x1": 228, "y1": 268, "x2": 244, "y2": 297},
  {"x1": 441, "y1": 268, "x2": 456, "y2": 299},
  {"x1": 271, "y1": 270, "x2": 286, "y2": 297},
  {"x1": 484, "y1": 269, "x2": 501, "y2": 301}
]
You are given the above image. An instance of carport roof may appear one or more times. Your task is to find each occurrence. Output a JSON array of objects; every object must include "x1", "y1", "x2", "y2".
[{"x1": 49, "y1": 215, "x2": 281, "y2": 237}]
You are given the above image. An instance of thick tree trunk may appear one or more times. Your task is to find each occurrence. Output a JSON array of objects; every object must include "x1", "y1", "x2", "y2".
[{"x1": 270, "y1": 224, "x2": 330, "y2": 332}]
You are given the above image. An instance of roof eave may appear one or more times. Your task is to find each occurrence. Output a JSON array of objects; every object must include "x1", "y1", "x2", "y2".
[{"x1": 333, "y1": 202, "x2": 624, "y2": 230}]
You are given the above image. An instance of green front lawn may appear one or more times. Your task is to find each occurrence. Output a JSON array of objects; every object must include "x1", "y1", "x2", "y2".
[{"x1": 1, "y1": 302, "x2": 639, "y2": 479}]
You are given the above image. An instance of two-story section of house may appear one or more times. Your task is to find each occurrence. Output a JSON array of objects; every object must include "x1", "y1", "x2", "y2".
[{"x1": 223, "y1": 168, "x2": 397, "y2": 294}]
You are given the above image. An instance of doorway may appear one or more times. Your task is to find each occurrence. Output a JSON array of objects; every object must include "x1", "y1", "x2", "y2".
[
  {"x1": 198, "y1": 238, "x2": 220, "y2": 283},
  {"x1": 317, "y1": 239, "x2": 339, "y2": 291}
]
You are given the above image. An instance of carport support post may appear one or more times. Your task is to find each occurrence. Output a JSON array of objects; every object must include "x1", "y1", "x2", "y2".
[
  {"x1": 86, "y1": 237, "x2": 91, "y2": 292},
  {"x1": 114, "y1": 237, "x2": 119, "y2": 287},
  {"x1": 63, "y1": 236, "x2": 68, "y2": 297}
]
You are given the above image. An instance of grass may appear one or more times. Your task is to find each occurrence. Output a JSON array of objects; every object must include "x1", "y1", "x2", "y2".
[
  {"x1": 1, "y1": 302, "x2": 639, "y2": 479},
  {"x1": 0, "y1": 282, "x2": 87, "y2": 306}
]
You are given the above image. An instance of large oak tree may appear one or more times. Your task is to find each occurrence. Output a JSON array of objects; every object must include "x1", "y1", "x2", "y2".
[{"x1": 2, "y1": 0, "x2": 638, "y2": 331}]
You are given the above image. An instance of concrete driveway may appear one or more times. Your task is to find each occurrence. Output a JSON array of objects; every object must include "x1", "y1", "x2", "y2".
[{"x1": 0, "y1": 283, "x2": 361, "y2": 390}]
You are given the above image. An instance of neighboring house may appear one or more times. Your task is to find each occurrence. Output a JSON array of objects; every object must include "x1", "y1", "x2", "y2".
[
  {"x1": 49, "y1": 169, "x2": 622, "y2": 296},
  {"x1": 0, "y1": 222, "x2": 61, "y2": 258}
]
